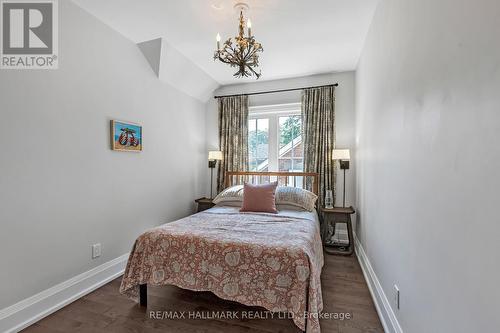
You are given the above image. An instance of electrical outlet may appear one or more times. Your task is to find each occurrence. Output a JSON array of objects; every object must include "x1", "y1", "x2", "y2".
[
  {"x1": 394, "y1": 285, "x2": 400, "y2": 310},
  {"x1": 92, "y1": 243, "x2": 101, "y2": 259}
]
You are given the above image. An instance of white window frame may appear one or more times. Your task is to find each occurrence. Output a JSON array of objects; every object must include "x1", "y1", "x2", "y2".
[{"x1": 249, "y1": 103, "x2": 302, "y2": 172}]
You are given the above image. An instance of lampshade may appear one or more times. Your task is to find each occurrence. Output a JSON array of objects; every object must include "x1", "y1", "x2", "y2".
[
  {"x1": 332, "y1": 149, "x2": 350, "y2": 160},
  {"x1": 208, "y1": 151, "x2": 223, "y2": 160}
]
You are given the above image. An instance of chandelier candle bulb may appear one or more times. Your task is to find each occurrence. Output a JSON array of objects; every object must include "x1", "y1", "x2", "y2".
[
  {"x1": 216, "y1": 33, "x2": 221, "y2": 50},
  {"x1": 247, "y1": 19, "x2": 252, "y2": 36}
]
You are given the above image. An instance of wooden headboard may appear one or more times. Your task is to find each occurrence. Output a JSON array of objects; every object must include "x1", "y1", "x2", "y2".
[{"x1": 224, "y1": 171, "x2": 319, "y2": 196}]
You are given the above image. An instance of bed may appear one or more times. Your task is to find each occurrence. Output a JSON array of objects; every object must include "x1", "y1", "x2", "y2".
[{"x1": 119, "y1": 172, "x2": 324, "y2": 333}]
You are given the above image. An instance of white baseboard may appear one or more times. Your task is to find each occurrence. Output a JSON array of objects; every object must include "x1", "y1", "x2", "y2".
[
  {"x1": 0, "y1": 253, "x2": 129, "y2": 333},
  {"x1": 354, "y1": 234, "x2": 403, "y2": 333}
]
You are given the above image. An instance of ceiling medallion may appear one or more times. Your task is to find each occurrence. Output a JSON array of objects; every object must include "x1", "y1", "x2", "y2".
[{"x1": 214, "y1": 3, "x2": 263, "y2": 79}]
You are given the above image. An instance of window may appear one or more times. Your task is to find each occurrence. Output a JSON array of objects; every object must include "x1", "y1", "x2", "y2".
[
  {"x1": 248, "y1": 118, "x2": 269, "y2": 172},
  {"x1": 248, "y1": 103, "x2": 303, "y2": 173},
  {"x1": 278, "y1": 115, "x2": 303, "y2": 172}
]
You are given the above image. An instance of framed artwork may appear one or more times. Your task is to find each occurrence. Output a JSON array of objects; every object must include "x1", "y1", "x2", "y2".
[{"x1": 110, "y1": 120, "x2": 142, "y2": 152}]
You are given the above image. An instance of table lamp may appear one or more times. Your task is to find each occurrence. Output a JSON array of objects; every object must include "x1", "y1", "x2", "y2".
[
  {"x1": 332, "y1": 149, "x2": 350, "y2": 208},
  {"x1": 208, "y1": 151, "x2": 223, "y2": 199}
]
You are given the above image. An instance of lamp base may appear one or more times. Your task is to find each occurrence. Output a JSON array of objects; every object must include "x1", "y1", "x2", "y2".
[
  {"x1": 339, "y1": 160, "x2": 350, "y2": 170},
  {"x1": 209, "y1": 166, "x2": 215, "y2": 199}
]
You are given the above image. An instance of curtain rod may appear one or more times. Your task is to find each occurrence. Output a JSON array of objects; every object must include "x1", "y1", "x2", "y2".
[{"x1": 213, "y1": 83, "x2": 339, "y2": 99}]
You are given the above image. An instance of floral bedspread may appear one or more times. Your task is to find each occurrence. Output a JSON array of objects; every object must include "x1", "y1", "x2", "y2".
[{"x1": 119, "y1": 209, "x2": 324, "y2": 332}]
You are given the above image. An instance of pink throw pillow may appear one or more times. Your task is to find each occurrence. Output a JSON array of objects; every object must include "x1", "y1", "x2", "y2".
[{"x1": 240, "y1": 182, "x2": 278, "y2": 214}]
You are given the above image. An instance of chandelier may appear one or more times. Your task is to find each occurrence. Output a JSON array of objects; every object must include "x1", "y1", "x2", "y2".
[{"x1": 213, "y1": 4, "x2": 263, "y2": 79}]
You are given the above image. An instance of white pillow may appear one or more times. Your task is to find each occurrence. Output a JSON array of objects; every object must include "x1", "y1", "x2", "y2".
[
  {"x1": 276, "y1": 204, "x2": 309, "y2": 211},
  {"x1": 213, "y1": 185, "x2": 244, "y2": 207},
  {"x1": 275, "y1": 186, "x2": 318, "y2": 212}
]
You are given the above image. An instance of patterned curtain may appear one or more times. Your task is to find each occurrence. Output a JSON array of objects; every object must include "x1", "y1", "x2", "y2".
[
  {"x1": 217, "y1": 95, "x2": 249, "y2": 193},
  {"x1": 302, "y1": 86, "x2": 336, "y2": 208}
]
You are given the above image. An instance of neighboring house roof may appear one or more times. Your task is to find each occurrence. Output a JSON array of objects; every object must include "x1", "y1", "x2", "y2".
[{"x1": 256, "y1": 135, "x2": 302, "y2": 171}]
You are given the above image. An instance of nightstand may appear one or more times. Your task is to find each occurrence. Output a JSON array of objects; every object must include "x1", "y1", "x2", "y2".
[
  {"x1": 195, "y1": 197, "x2": 215, "y2": 212},
  {"x1": 321, "y1": 206, "x2": 355, "y2": 256}
]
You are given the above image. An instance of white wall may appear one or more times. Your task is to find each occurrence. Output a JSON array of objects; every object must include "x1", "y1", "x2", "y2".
[
  {"x1": 355, "y1": 0, "x2": 500, "y2": 332},
  {"x1": 206, "y1": 72, "x2": 356, "y2": 207},
  {"x1": 159, "y1": 39, "x2": 219, "y2": 102},
  {"x1": 0, "y1": 1, "x2": 207, "y2": 309}
]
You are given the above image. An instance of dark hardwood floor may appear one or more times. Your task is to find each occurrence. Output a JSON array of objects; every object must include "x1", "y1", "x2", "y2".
[{"x1": 22, "y1": 253, "x2": 383, "y2": 333}]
